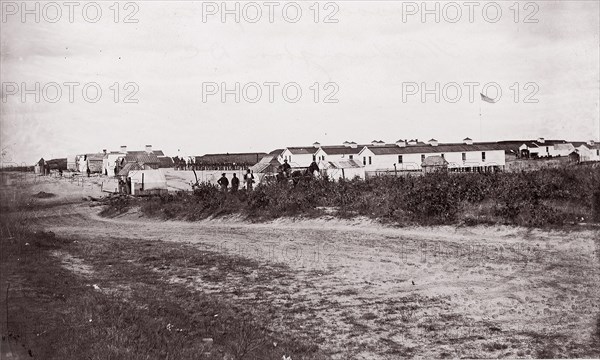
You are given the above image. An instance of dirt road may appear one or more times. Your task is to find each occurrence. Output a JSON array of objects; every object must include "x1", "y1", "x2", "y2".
[{"x1": 4, "y1": 173, "x2": 600, "y2": 358}]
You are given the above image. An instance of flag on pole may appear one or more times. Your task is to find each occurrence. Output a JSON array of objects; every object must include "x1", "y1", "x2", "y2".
[{"x1": 480, "y1": 93, "x2": 497, "y2": 103}]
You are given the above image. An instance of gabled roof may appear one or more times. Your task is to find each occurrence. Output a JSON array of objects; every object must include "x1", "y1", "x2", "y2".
[
  {"x1": 250, "y1": 154, "x2": 282, "y2": 173},
  {"x1": 124, "y1": 153, "x2": 160, "y2": 164},
  {"x1": 86, "y1": 153, "x2": 105, "y2": 161},
  {"x1": 118, "y1": 162, "x2": 144, "y2": 176},
  {"x1": 534, "y1": 140, "x2": 568, "y2": 146},
  {"x1": 269, "y1": 149, "x2": 285, "y2": 156},
  {"x1": 46, "y1": 158, "x2": 67, "y2": 170},
  {"x1": 195, "y1": 152, "x2": 266, "y2": 165},
  {"x1": 318, "y1": 146, "x2": 362, "y2": 155},
  {"x1": 500, "y1": 139, "x2": 568, "y2": 148},
  {"x1": 361, "y1": 142, "x2": 506, "y2": 155},
  {"x1": 553, "y1": 143, "x2": 575, "y2": 151},
  {"x1": 580, "y1": 143, "x2": 600, "y2": 150},
  {"x1": 285, "y1": 147, "x2": 317, "y2": 155}
]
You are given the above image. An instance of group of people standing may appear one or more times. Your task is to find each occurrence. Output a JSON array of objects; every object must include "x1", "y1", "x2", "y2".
[{"x1": 217, "y1": 169, "x2": 255, "y2": 192}]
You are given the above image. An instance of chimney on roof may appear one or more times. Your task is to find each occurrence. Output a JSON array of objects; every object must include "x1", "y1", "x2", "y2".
[
  {"x1": 429, "y1": 139, "x2": 439, "y2": 147},
  {"x1": 343, "y1": 141, "x2": 350, "y2": 147},
  {"x1": 408, "y1": 139, "x2": 417, "y2": 146},
  {"x1": 350, "y1": 142, "x2": 358, "y2": 149},
  {"x1": 313, "y1": 142, "x2": 321, "y2": 148},
  {"x1": 120, "y1": 145, "x2": 127, "y2": 153},
  {"x1": 588, "y1": 140, "x2": 596, "y2": 146},
  {"x1": 396, "y1": 139, "x2": 407, "y2": 147},
  {"x1": 145, "y1": 144, "x2": 152, "y2": 153},
  {"x1": 537, "y1": 137, "x2": 545, "y2": 144},
  {"x1": 463, "y1": 137, "x2": 473, "y2": 145},
  {"x1": 103, "y1": 149, "x2": 107, "y2": 155}
]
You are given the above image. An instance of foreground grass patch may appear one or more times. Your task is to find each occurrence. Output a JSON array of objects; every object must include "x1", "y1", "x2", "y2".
[{"x1": 0, "y1": 219, "x2": 326, "y2": 359}]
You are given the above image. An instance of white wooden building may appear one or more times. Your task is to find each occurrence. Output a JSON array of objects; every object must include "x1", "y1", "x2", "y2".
[
  {"x1": 281, "y1": 143, "x2": 320, "y2": 167},
  {"x1": 102, "y1": 145, "x2": 127, "y2": 176},
  {"x1": 358, "y1": 138, "x2": 506, "y2": 173},
  {"x1": 577, "y1": 141, "x2": 600, "y2": 162},
  {"x1": 314, "y1": 142, "x2": 363, "y2": 167},
  {"x1": 518, "y1": 138, "x2": 569, "y2": 158}
]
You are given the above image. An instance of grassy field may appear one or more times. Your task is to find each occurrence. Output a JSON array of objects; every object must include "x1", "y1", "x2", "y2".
[
  {"x1": 1, "y1": 171, "x2": 600, "y2": 359},
  {"x1": 1, "y1": 211, "x2": 325, "y2": 359}
]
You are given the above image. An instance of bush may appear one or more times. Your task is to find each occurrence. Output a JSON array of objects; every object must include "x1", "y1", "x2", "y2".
[{"x1": 106, "y1": 166, "x2": 600, "y2": 227}]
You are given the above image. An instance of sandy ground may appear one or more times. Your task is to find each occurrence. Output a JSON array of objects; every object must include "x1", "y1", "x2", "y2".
[{"x1": 2, "y1": 172, "x2": 600, "y2": 358}]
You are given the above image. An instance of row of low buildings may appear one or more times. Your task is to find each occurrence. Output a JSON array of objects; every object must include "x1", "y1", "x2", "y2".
[
  {"x1": 273, "y1": 138, "x2": 599, "y2": 175},
  {"x1": 34, "y1": 138, "x2": 600, "y2": 181},
  {"x1": 163, "y1": 137, "x2": 598, "y2": 181},
  {"x1": 35, "y1": 144, "x2": 172, "y2": 179}
]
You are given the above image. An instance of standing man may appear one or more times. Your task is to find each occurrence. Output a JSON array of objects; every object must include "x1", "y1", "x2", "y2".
[
  {"x1": 217, "y1": 173, "x2": 229, "y2": 191},
  {"x1": 308, "y1": 160, "x2": 319, "y2": 177},
  {"x1": 244, "y1": 169, "x2": 255, "y2": 191},
  {"x1": 281, "y1": 159, "x2": 291, "y2": 178},
  {"x1": 231, "y1": 173, "x2": 240, "y2": 193}
]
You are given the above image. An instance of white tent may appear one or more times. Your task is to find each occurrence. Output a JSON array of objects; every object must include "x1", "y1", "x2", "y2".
[
  {"x1": 321, "y1": 160, "x2": 365, "y2": 181},
  {"x1": 128, "y1": 169, "x2": 168, "y2": 195}
]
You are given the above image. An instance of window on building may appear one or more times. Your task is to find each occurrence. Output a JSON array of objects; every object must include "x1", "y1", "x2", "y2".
[
  {"x1": 312, "y1": 155, "x2": 316, "y2": 161},
  {"x1": 546, "y1": 146, "x2": 549, "y2": 153},
  {"x1": 482, "y1": 152, "x2": 486, "y2": 161},
  {"x1": 363, "y1": 157, "x2": 366, "y2": 165},
  {"x1": 349, "y1": 155, "x2": 353, "y2": 160},
  {"x1": 368, "y1": 156, "x2": 372, "y2": 165},
  {"x1": 597, "y1": 150, "x2": 599, "y2": 156},
  {"x1": 441, "y1": 154, "x2": 445, "y2": 159},
  {"x1": 289, "y1": 156, "x2": 292, "y2": 162},
  {"x1": 462, "y1": 153, "x2": 466, "y2": 161},
  {"x1": 421, "y1": 154, "x2": 425, "y2": 162},
  {"x1": 321, "y1": 156, "x2": 325, "y2": 161},
  {"x1": 398, "y1": 155, "x2": 403, "y2": 163}
]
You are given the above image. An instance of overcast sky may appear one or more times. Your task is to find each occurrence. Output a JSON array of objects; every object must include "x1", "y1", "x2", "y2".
[{"x1": 1, "y1": 0, "x2": 599, "y2": 164}]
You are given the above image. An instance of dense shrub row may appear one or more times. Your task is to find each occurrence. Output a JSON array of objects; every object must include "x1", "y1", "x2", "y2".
[{"x1": 104, "y1": 166, "x2": 600, "y2": 227}]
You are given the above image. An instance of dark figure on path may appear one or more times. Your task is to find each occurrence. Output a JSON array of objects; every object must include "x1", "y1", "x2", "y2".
[
  {"x1": 281, "y1": 159, "x2": 291, "y2": 177},
  {"x1": 231, "y1": 173, "x2": 240, "y2": 192},
  {"x1": 244, "y1": 169, "x2": 255, "y2": 190},
  {"x1": 308, "y1": 161, "x2": 319, "y2": 177},
  {"x1": 86, "y1": 167, "x2": 91, "y2": 177},
  {"x1": 217, "y1": 173, "x2": 229, "y2": 191}
]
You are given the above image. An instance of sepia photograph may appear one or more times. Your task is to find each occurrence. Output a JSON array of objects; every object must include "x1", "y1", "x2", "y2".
[{"x1": 1, "y1": 1, "x2": 599, "y2": 359}]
